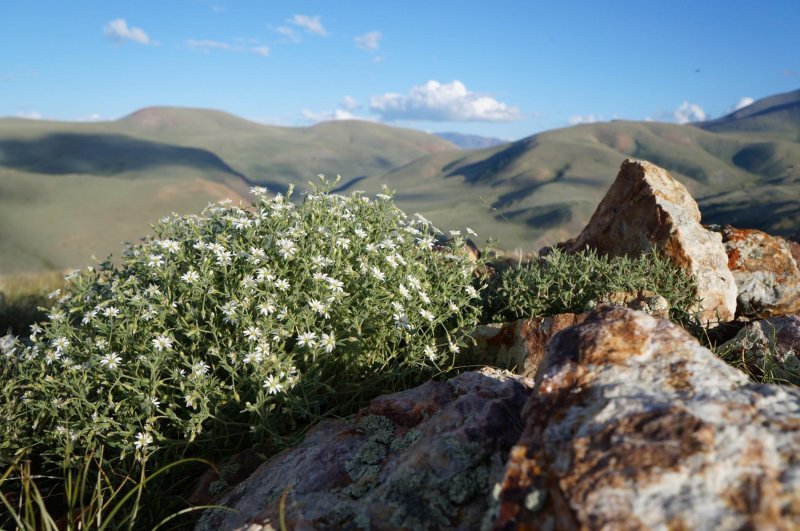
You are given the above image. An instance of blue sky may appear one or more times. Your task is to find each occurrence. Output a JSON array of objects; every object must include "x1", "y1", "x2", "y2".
[{"x1": 1, "y1": 0, "x2": 798, "y2": 140}]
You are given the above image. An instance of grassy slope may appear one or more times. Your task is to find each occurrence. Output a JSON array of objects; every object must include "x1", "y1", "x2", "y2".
[
  {"x1": 0, "y1": 109, "x2": 455, "y2": 272},
  {"x1": 362, "y1": 92, "x2": 800, "y2": 252}
]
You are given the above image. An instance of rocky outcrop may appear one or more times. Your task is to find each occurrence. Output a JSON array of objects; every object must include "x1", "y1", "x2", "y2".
[
  {"x1": 719, "y1": 315, "x2": 800, "y2": 386},
  {"x1": 709, "y1": 225, "x2": 800, "y2": 318},
  {"x1": 493, "y1": 306, "x2": 800, "y2": 530},
  {"x1": 196, "y1": 368, "x2": 533, "y2": 531},
  {"x1": 557, "y1": 159, "x2": 737, "y2": 324},
  {"x1": 584, "y1": 289, "x2": 671, "y2": 318},
  {"x1": 468, "y1": 314, "x2": 588, "y2": 378}
]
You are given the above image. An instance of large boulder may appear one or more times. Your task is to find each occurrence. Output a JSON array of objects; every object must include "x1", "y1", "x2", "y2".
[
  {"x1": 709, "y1": 225, "x2": 800, "y2": 318},
  {"x1": 493, "y1": 306, "x2": 800, "y2": 530},
  {"x1": 196, "y1": 368, "x2": 533, "y2": 531},
  {"x1": 558, "y1": 159, "x2": 737, "y2": 324}
]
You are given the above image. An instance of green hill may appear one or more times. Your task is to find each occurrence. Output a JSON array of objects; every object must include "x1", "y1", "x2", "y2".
[
  {"x1": 1, "y1": 91, "x2": 798, "y2": 273},
  {"x1": 356, "y1": 90, "x2": 800, "y2": 253},
  {"x1": 0, "y1": 109, "x2": 455, "y2": 272}
]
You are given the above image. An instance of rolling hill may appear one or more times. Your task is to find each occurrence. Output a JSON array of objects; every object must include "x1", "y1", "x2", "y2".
[
  {"x1": 356, "y1": 89, "x2": 800, "y2": 253},
  {"x1": 0, "y1": 109, "x2": 455, "y2": 272},
  {"x1": 1, "y1": 90, "x2": 798, "y2": 273}
]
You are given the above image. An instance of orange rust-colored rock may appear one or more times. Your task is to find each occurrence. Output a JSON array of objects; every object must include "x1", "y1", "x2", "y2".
[
  {"x1": 710, "y1": 225, "x2": 800, "y2": 318},
  {"x1": 557, "y1": 159, "x2": 737, "y2": 324},
  {"x1": 492, "y1": 306, "x2": 800, "y2": 531}
]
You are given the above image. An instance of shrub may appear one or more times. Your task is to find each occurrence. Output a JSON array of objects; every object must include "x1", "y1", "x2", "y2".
[
  {"x1": 483, "y1": 247, "x2": 700, "y2": 323},
  {"x1": 1, "y1": 180, "x2": 484, "y2": 474}
]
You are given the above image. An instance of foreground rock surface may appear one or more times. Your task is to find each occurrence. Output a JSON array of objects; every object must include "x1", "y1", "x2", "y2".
[
  {"x1": 720, "y1": 315, "x2": 800, "y2": 386},
  {"x1": 558, "y1": 159, "x2": 737, "y2": 324},
  {"x1": 196, "y1": 368, "x2": 533, "y2": 531},
  {"x1": 710, "y1": 224, "x2": 800, "y2": 318},
  {"x1": 494, "y1": 306, "x2": 800, "y2": 530}
]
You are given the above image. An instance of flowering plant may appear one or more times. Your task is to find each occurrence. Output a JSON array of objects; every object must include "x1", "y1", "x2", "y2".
[{"x1": 1, "y1": 178, "x2": 483, "y2": 471}]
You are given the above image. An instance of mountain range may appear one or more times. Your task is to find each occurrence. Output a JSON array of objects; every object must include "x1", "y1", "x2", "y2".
[{"x1": 0, "y1": 89, "x2": 798, "y2": 273}]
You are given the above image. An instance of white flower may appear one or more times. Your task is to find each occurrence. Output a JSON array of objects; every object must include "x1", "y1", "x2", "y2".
[
  {"x1": 248, "y1": 247, "x2": 267, "y2": 264},
  {"x1": 385, "y1": 255, "x2": 398, "y2": 269},
  {"x1": 184, "y1": 394, "x2": 196, "y2": 408},
  {"x1": 99, "y1": 352, "x2": 122, "y2": 369},
  {"x1": 424, "y1": 345, "x2": 437, "y2": 361},
  {"x1": 419, "y1": 291, "x2": 431, "y2": 304},
  {"x1": 82, "y1": 310, "x2": 98, "y2": 325},
  {"x1": 263, "y1": 374, "x2": 283, "y2": 395},
  {"x1": 449, "y1": 301, "x2": 459, "y2": 312},
  {"x1": 320, "y1": 332, "x2": 336, "y2": 353},
  {"x1": 102, "y1": 306, "x2": 120, "y2": 318},
  {"x1": 191, "y1": 361, "x2": 210, "y2": 378},
  {"x1": 371, "y1": 266, "x2": 385, "y2": 282},
  {"x1": 52, "y1": 337, "x2": 70, "y2": 352},
  {"x1": 221, "y1": 301, "x2": 238, "y2": 317},
  {"x1": 277, "y1": 238, "x2": 297, "y2": 259},
  {"x1": 296, "y1": 331, "x2": 317, "y2": 348},
  {"x1": 49, "y1": 310, "x2": 65, "y2": 322},
  {"x1": 417, "y1": 235, "x2": 435, "y2": 249},
  {"x1": 466, "y1": 227, "x2": 478, "y2": 237},
  {"x1": 419, "y1": 309, "x2": 435, "y2": 322},
  {"x1": 215, "y1": 249, "x2": 233, "y2": 266},
  {"x1": 274, "y1": 278, "x2": 290, "y2": 292},
  {"x1": 398, "y1": 284, "x2": 411, "y2": 299},
  {"x1": 354, "y1": 228, "x2": 367, "y2": 239},
  {"x1": 95, "y1": 337, "x2": 109, "y2": 349},
  {"x1": 394, "y1": 313, "x2": 411, "y2": 330},
  {"x1": 337, "y1": 237, "x2": 351, "y2": 250},
  {"x1": 258, "y1": 301, "x2": 276, "y2": 316},
  {"x1": 449, "y1": 341, "x2": 460, "y2": 353},
  {"x1": 406, "y1": 275, "x2": 422, "y2": 290},
  {"x1": 47, "y1": 289, "x2": 61, "y2": 300},
  {"x1": 134, "y1": 431, "x2": 153, "y2": 450},
  {"x1": 147, "y1": 254, "x2": 164, "y2": 268},
  {"x1": 243, "y1": 326, "x2": 262, "y2": 341},
  {"x1": 181, "y1": 270, "x2": 200, "y2": 284},
  {"x1": 308, "y1": 299, "x2": 330, "y2": 318},
  {"x1": 150, "y1": 397, "x2": 161, "y2": 408},
  {"x1": 159, "y1": 239, "x2": 181, "y2": 253},
  {"x1": 465, "y1": 285, "x2": 479, "y2": 299},
  {"x1": 152, "y1": 335, "x2": 173, "y2": 352},
  {"x1": 250, "y1": 185, "x2": 268, "y2": 196}
]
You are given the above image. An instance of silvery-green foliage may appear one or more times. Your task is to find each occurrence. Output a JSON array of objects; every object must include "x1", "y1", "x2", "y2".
[{"x1": 2, "y1": 180, "x2": 483, "y2": 469}]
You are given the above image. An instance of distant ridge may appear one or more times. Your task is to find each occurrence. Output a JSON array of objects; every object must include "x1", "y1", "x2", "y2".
[
  {"x1": 433, "y1": 132, "x2": 508, "y2": 150},
  {"x1": 697, "y1": 88, "x2": 800, "y2": 140}
]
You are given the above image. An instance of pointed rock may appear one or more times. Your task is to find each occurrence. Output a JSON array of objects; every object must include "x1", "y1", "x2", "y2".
[
  {"x1": 558, "y1": 159, "x2": 737, "y2": 324},
  {"x1": 709, "y1": 225, "x2": 800, "y2": 318},
  {"x1": 493, "y1": 306, "x2": 800, "y2": 530}
]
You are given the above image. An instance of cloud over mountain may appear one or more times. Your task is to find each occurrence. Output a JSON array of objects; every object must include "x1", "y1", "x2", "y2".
[
  {"x1": 673, "y1": 101, "x2": 706, "y2": 124},
  {"x1": 103, "y1": 19, "x2": 152, "y2": 45},
  {"x1": 370, "y1": 80, "x2": 520, "y2": 122},
  {"x1": 728, "y1": 96, "x2": 754, "y2": 113}
]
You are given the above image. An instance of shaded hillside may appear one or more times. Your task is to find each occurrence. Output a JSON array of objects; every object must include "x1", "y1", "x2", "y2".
[
  {"x1": 0, "y1": 108, "x2": 456, "y2": 272},
  {"x1": 364, "y1": 91, "x2": 800, "y2": 252},
  {"x1": 698, "y1": 88, "x2": 800, "y2": 140},
  {"x1": 433, "y1": 132, "x2": 508, "y2": 150}
]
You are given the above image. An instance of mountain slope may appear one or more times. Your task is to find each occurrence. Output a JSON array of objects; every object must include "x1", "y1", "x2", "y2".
[
  {"x1": 0, "y1": 108, "x2": 457, "y2": 272},
  {"x1": 697, "y1": 89, "x2": 800, "y2": 140}
]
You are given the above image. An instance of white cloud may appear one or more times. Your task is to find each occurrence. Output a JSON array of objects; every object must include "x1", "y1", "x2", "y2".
[
  {"x1": 290, "y1": 15, "x2": 327, "y2": 36},
  {"x1": 370, "y1": 80, "x2": 520, "y2": 122},
  {"x1": 673, "y1": 101, "x2": 706, "y2": 124},
  {"x1": 77, "y1": 113, "x2": 104, "y2": 122},
  {"x1": 355, "y1": 31, "x2": 382, "y2": 51},
  {"x1": 567, "y1": 114, "x2": 603, "y2": 125},
  {"x1": 728, "y1": 96, "x2": 754, "y2": 113},
  {"x1": 275, "y1": 26, "x2": 300, "y2": 42},
  {"x1": 103, "y1": 18, "x2": 152, "y2": 45},
  {"x1": 301, "y1": 109, "x2": 360, "y2": 122},
  {"x1": 16, "y1": 110, "x2": 42, "y2": 120},
  {"x1": 186, "y1": 39, "x2": 268, "y2": 57},
  {"x1": 341, "y1": 96, "x2": 359, "y2": 110}
]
